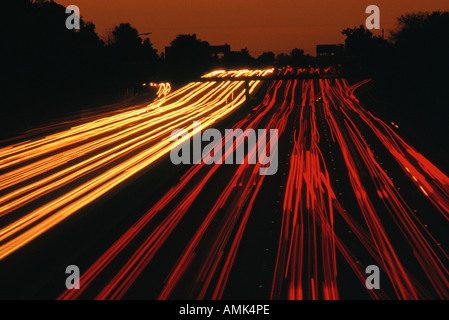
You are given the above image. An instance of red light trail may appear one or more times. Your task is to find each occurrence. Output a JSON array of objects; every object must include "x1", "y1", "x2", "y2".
[{"x1": 1, "y1": 69, "x2": 449, "y2": 300}]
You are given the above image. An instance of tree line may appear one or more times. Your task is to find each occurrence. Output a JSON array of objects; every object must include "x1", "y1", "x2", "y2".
[
  {"x1": 3, "y1": 1, "x2": 449, "y2": 147},
  {"x1": 341, "y1": 11, "x2": 449, "y2": 172},
  {"x1": 2, "y1": 0, "x2": 317, "y2": 134}
]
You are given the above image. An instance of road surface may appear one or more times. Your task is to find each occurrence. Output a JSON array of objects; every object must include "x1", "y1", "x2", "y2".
[{"x1": 1, "y1": 69, "x2": 449, "y2": 300}]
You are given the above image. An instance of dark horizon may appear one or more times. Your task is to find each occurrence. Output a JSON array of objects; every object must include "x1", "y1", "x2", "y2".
[{"x1": 55, "y1": 0, "x2": 449, "y2": 56}]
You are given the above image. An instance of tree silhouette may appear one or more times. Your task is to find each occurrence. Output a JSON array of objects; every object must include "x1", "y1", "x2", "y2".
[
  {"x1": 341, "y1": 25, "x2": 390, "y2": 77},
  {"x1": 290, "y1": 48, "x2": 312, "y2": 67},
  {"x1": 221, "y1": 48, "x2": 255, "y2": 68},
  {"x1": 274, "y1": 49, "x2": 314, "y2": 67},
  {"x1": 257, "y1": 52, "x2": 276, "y2": 67},
  {"x1": 390, "y1": 12, "x2": 449, "y2": 123},
  {"x1": 165, "y1": 34, "x2": 213, "y2": 82},
  {"x1": 110, "y1": 23, "x2": 143, "y2": 61},
  {"x1": 341, "y1": 11, "x2": 449, "y2": 172},
  {"x1": 2, "y1": 1, "x2": 163, "y2": 138}
]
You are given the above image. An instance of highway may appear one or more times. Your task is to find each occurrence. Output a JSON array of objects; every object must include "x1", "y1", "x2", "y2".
[{"x1": 1, "y1": 69, "x2": 449, "y2": 299}]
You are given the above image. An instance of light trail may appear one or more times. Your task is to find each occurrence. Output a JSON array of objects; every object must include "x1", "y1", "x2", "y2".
[
  {"x1": 271, "y1": 77, "x2": 449, "y2": 299},
  {"x1": 59, "y1": 70, "x2": 296, "y2": 300},
  {"x1": 0, "y1": 69, "x2": 271, "y2": 260},
  {"x1": 148, "y1": 82, "x2": 172, "y2": 98},
  {"x1": 321, "y1": 79, "x2": 449, "y2": 298},
  {"x1": 58, "y1": 71, "x2": 449, "y2": 300},
  {"x1": 271, "y1": 79, "x2": 340, "y2": 300},
  {"x1": 2, "y1": 68, "x2": 449, "y2": 300}
]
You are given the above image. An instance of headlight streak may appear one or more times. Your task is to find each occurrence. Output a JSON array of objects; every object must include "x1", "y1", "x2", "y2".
[
  {"x1": 60, "y1": 73, "x2": 295, "y2": 300},
  {"x1": 59, "y1": 74, "x2": 449, "y2": 300},
  {"x1": 0, "y1": 70, "x2": 271, "y2": 260},
  {"x1": 2, "y1": 68, "x2": 449, "y2": 300}
]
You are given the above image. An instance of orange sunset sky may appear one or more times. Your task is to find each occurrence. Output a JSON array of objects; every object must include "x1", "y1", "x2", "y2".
[{"x1": 56, "y1": 0, "x2": 449, "y2": 55}]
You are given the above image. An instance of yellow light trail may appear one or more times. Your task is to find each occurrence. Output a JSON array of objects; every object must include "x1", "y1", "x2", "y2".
[{"x1": 0, "y1": 69, "x2": 272, "y2": 260}]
